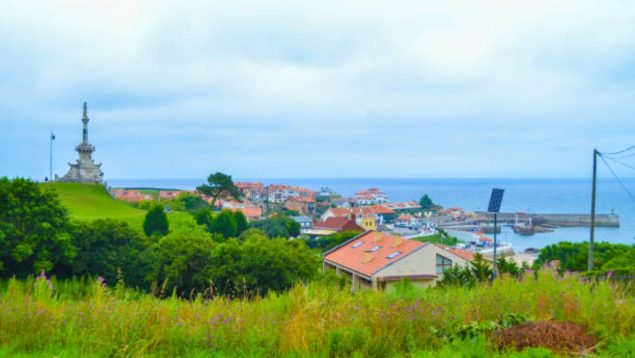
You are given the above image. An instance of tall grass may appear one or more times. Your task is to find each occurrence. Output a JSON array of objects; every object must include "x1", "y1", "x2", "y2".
[{"x1": 0, "y1": 271, "x2": 634, "y2": 357}]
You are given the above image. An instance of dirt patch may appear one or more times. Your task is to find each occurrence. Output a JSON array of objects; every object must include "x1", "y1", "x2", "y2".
[{"x1": 491, "y1": 321, "x2": 598, "y2": 355}]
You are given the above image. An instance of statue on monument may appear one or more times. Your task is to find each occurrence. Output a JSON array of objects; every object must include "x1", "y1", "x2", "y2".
[{"x1": 59, "y1": 102, "x2": 104, "y2": 183}]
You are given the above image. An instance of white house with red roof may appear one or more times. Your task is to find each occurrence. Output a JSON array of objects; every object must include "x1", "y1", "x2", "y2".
[{"x1": 323, "y1": 231, "x2": 473, "y2": 291}]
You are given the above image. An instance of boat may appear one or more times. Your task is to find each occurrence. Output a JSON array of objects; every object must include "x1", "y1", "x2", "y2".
[
  {"x1": 462, "y1": 231, "x2": 514, "y2": 256},
  {"x1": 513, "y1": 222, "x2": 535, "y2": 235}
]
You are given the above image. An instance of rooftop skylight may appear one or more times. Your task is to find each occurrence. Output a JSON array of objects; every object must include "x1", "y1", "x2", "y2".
[
  {"x1": 367, "y1": 245, "x2": 381, "y2": 253},
  {"x1": 351, "y1": 241, "x2": 364, "y2": 248},
  {"x1": 386, "y1": 251, "x2": 401, "y2": 259}
]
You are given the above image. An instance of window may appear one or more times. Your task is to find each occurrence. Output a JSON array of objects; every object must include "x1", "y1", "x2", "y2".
[
  {"x1": 352, "y1": 241, "x2": 364, "y2": 248},
  {"x1": 436, "y1": 254, "x2": 452, "y2": 273},
  {"x1": 367, "y1": 245, "x2": 381, "y2": 253},
  {"x1": 386, "y1": 251, "x2": 401, "y2": 259}
]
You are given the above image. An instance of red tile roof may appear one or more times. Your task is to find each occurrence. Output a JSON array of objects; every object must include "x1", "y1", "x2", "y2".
[
  {"x1": 326, "y1": 208, "x2": 351, "y2": 218},
  {"x1": 324, "y1": 231, "x2": 425, "y2": 277},
  {"x1": 435, "y1": 244, "x2": 476, "y2": 261},
  {"x1": 239, "y1": 207, "x2": 262, "y2": 220},
  {"x1": 313, "y1": 217, "x2": 363, "y2": 232}
]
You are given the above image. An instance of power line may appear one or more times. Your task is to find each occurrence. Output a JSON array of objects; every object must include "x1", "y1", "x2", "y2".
[
  {"x1": 599, "y1": 154, "x2": 635, "y2": 203},
  {"x1": 603, "y1": 151, "x2": 635, "y2": 160},
  {"x1": 602, "y1": 144, "x2": 635, "y2": 156},
  {"x1": 604, "y1": 156, "x2": 635, "y2": 172}
]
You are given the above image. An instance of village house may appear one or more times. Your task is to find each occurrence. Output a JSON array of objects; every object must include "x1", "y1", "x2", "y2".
[
  {"x1": 330, "y1": 197, "x2": 353, "y2": 208},
  {"x1": 111, "y1": 189, "x2": 153, "y2": 202},
  {"x1": 313, "y1": 217, "x2": 364, "y2": 232},
  {"x1": 321, "y1": 205, "x2": 395, "y2": 229},
  {"x1": 235, "y1": 182, "x2": 265, "y2": 203},
  {"x1": 266, "y1": 184, "x2": 317, "y2": 203},
  {"x1": 291, "y1": 215, "x2": 313, "y2": 230},
  {"x1": 323, "y1": 231, "x2": 474, "y2": 291},
  {"x1": 384, "y1": 201, "x2": 422, "y2": 215},
  {"x1": 395, "y1": 213, "x2": 420, "y2": 228},
  {"x1": 354, "y1": 188, "x2": 388, "y2": 205},
  {"x1": 284, "y1": 196, "x2": 316, "y2": 215},
  {"x1": 158, "y1": 190, "x2": 184, "y2": 200},
  {"x1": 239, "y1": 206, "x2": 263, "y2": 222}
]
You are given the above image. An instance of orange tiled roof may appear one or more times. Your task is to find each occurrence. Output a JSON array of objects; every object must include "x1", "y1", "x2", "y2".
[
  {"x1": 313, "y1": 217, "x2": 363, "y2": 232},
  {"x1": 240, "y1": 206, "x2": 262, "y2": 219},
  {"x1": 435, "y1": 243, "x2": 476, "y2": 261},
  {"x1": 326, "y1": 208, "x2": 351, "y2": 217},
  {"x1": 323, "y1": 231, "x2": 424, "y2": 277}
]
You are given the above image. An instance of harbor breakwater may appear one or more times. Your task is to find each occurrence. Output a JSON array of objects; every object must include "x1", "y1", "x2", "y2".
[{"x1": 473, "y1": 212, "x2": 620, "y2": 228}]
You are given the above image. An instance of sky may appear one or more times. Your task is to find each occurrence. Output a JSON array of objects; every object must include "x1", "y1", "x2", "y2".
[{"x1": 1, "y1": 0, "x2": 635, "y2": 180}]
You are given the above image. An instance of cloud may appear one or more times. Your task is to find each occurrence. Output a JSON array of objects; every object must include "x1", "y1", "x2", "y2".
[{"x1": 1, "y1": 0, "x2": 635, "y2": 179}]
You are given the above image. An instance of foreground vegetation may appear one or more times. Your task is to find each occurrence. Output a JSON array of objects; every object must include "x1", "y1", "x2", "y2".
[{"x1": 1, "y1": 271, "x2": 634, "y2": 357}]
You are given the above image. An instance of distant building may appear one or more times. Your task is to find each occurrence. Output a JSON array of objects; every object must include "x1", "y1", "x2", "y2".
[
  {"x1": 58, "y1": 102, "x2": 104, "y2": 183},
  {"x1": 239, "y1": 206, "x2": 263, "y2": 222},
  {"x1": 323, "y1": 231, "x2": 474, "y2": 291},
  {"x1": 266, "y1": 185, "x2": 316, "y2": 203},
  {"x1": 313, "y1": 217, "x2": 364, "y2": 232},
  {"x1": 321, "y1": 205, "x2": 395, "y2": 227},
  {"x1": 159, "y1": 190, "x2": 183, "y2": 200},
  {"x1": 112, "y1": 189, "x2": 153, "y2": 202},
  {"x1": 284, "y1": 196, "x2": 316, "y2": 215},
  {"x1": 235, "y1": 182, "x2": 265, "y2": 203},
  {"x1": 384, "y1": 201, "x2": 422, "y2": 214},
  {"x1": 291, "y1": 215, "x2": 313, "y2": 230},
  {"x1": 354, "y1": 188, "x2": 388, "y2": 205}
]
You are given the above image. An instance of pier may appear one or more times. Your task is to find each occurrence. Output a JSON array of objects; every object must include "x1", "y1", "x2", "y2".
[{"x1": 472, "y1": 212, "x2": 620, "y2": 228}]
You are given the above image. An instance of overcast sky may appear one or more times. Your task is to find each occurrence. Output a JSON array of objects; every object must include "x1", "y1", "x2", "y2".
[{"x1": 1, "y1": 0, "x2": 635, "y2": 180}]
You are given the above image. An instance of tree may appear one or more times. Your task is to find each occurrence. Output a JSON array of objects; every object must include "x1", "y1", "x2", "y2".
[
  {"x1": 194, "y1": 208, "x2": 213, "y2": 229},
  {"x1": 150, "y1": 227, "x2": 216, "y2": 296},
  {"x1": 176, "y1": 192, "x2": 209, "y2": 213},
  {"x1": 143, "y1": 205, "x2": 169, "y2": 237},
  {"x1": 470, "y1": 253, "x2": 493, "y2": 283},
  {"x1": 0, "y1": 178, "x2": 75, "y2": 277},
  {"x1": 234, "y1": 210, "x2": 249, "y2": 236},
  {"x1": 209, "y1": 209, "x2": 238, "y2": 238},
  {"x1": 419, "y1": 194, "x2": 434, "y2": 210},
  {"x1": 209, "y1": 234, "x2": 318, "y2": 297},
  {"x1": 71, "y1": 219, "x2": 153, "y2": 287},
  {"x1": 250, "y1": 216, "x2": 300, "y2": 238},
  {"x1": 196, "y1": 172, "x2": 241, "y2": 208}
]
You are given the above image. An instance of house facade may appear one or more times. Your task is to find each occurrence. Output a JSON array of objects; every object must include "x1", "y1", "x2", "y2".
[
  {"x1": 266, "y1": 185, "x2": 316, "y2": 203},
  {"x1": 323, "y1": 231, "x2": 473, "y2": 291}
]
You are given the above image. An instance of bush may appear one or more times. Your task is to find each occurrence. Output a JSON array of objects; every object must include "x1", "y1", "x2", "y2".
[
  {"x1": 143, "y1": 205, "x2": 169, "y2": 237},
  {"x1": 0, "y1": 177, "x2": 75, "y2": 277},
  {"x1": 70, "y1": 219, "x2": 153, "y2": 288}
]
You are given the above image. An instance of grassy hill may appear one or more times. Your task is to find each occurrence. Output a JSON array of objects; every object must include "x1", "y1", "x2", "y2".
[{"x1": 44, "y1": 182, "x2": 197, "y2": 232}]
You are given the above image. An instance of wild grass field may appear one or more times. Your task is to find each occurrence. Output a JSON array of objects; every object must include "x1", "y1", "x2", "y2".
[
  {"x1": 0, "y1": 271, "x2": 634, "y2": 357},
  {"x1": 44, "y1": 182, "x2": 198, "y2": 233}
]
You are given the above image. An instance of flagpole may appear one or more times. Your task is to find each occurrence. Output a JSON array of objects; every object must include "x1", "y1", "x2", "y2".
[{"x1": 49, "y1": 132, "x2": 53, "y2": 181}]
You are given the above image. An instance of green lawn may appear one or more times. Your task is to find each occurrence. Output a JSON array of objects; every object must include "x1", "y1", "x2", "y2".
[{"x1": 44, "y1": 182, "x2": 197, "y2": 233}]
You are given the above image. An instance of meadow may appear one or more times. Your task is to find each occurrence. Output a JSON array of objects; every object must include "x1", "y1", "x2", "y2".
[
  {"x1": 45, "y1": 182, "x2": 199, "y2": 233},
  {"x1": 0, "y1": 271, "x2": 634, "y2": 357}
]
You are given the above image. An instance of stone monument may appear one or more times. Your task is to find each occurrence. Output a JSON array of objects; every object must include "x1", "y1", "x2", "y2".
[{"x1": 59, "y1": 102, "x2": 104, "y2": 183}]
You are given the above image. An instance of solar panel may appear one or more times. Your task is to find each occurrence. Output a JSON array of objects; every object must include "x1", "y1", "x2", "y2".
[
  {"x1": 386, "y1": 251, "x2": 401, "y2": 259},
  {"x1": 352, "y1": 241, "x2": 364, "y2": 248},
  {"x1": 488, "y1": 188, "x2": 505, "y2": 213}
]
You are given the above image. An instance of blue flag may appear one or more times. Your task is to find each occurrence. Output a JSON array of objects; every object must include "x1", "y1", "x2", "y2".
[{"x1": 51, "y1": 132, "x2": 55, "y2": 140}]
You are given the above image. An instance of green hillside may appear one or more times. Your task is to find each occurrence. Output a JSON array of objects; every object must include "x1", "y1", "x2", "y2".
[{"x1": 44, "y1": 182, "x2": 197, "y2": 232}]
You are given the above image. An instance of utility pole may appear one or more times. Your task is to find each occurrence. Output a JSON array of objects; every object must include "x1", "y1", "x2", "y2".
[{"x1": 588, "y1": 148, "x2": 598, "y2": 271}]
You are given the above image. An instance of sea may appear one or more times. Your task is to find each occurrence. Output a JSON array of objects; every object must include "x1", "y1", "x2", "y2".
[{"x1": 107, "y1": 178, "x2": 635, "y2": 252}]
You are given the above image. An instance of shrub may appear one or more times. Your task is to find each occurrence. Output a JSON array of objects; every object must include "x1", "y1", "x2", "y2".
[{"x1": 143, "y1": 205, "x2": 169, "y2": 237}]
